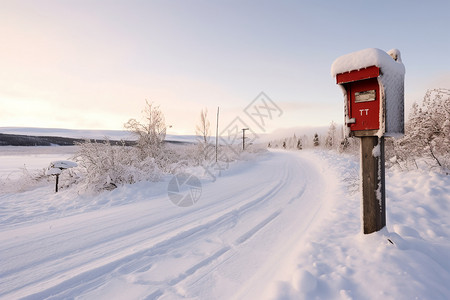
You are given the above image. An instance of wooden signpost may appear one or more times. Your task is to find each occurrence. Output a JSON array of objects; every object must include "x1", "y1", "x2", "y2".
[{"x1": 46, "y1": 160, "x2": 77, "y2": 193}]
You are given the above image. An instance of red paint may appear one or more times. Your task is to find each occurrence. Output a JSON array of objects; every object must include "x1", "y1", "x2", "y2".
[
  {"x1": 336, "y1": 66, "x2": 381, "y2": 131},
  {"x1": 336, "y1": 66, "x2": 380, "y2": 84},
  {"x1": 348, "y1": 78, "x2": 380, "y2": 131}
]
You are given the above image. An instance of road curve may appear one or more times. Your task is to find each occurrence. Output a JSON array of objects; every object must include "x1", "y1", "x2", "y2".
[{"x1": 0, "y1": 150, "x2": 336, "y2": 300}]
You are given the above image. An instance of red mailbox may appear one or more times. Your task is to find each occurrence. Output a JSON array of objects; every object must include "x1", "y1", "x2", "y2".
[
  {"x1": 332, "y1": 48, "x2": 405, "y2": 137},
  {"x1": 331, "y1": 48, "x2": 406, "y2": 234}
]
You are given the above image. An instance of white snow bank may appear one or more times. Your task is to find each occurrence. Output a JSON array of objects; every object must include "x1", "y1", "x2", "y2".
[
  {"x1": 331, "y1": 48, "x2": 405, "y2": 77},
  {"x1": 270, "y1": 150, "x2": 450, "y2": 300}
]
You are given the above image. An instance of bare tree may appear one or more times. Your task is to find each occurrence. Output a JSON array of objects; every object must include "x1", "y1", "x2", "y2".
[
  {"x1": 195, "y1": 108, "x2": 212, "y2": 164},
  {"x1": 196, "y1": 108, "x2": 211, "y2": 144},
  {"x1": 124, "y1": 100, "x2": 167, "y2": 159}
]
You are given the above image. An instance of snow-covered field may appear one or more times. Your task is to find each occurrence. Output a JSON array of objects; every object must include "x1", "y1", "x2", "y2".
[
  {"x1": 0, "y1": 146, "x2": 78, "y2": 181},
  {"x1": 0, "y1": 127, "x2": 196, "y2": 144},
  {"x1": 0, "y1": 147, "x2": 449, "y2": 299}
]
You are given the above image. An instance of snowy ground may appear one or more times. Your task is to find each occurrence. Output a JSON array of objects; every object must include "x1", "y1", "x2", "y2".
[
  {"x1": 0, "y1": 147, "x2": 449, "y2": 299},
  {"x1": 0, "y1": 146, "x2": 78, "y2": 180}
]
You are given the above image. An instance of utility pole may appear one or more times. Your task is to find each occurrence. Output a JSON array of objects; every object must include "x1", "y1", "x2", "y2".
[
  {"x1": 242, "y1": 128, "x2": 249, "y2": 151},
  {"x1": 216, "y1": 107, "x2": 219, "y2": 162}
]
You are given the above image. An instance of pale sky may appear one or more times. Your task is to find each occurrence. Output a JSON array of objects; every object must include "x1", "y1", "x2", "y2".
[{"x1": 1, "y1": 0, "x2": 449, "y2": 135}]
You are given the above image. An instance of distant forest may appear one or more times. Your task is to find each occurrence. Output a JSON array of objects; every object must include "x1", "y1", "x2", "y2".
[
  {"x1": 0, "y1": 133, "x2": 135, "y2": 147},
  {"x1": 0, "y1": 133, "x2": 188, "y2": 147}
]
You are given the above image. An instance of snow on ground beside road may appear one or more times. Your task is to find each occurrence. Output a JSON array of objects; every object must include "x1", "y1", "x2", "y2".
[
  {"x1": 0, "y1": 148, "x2": 449, "y2": 299},
  {"x1": 0, "y1": 146, "x2": 78, "y2": 181},
  {"x1": 270, "y1": 151, "x2": 450, "y2": 300}
]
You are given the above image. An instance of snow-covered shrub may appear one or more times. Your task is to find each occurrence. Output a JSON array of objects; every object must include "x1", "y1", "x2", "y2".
[
  {"x1": 325, "y1": 121, "x2": 337, "y2": 149},
  {"x1": 74, "y1": 140, "x2": 163, "y2": 191},
  {"x1": 389, "y1": 88, "x2": 450, "y2": 172},
  {"x1": 0, "y1": 167, "x2": 50, "y2": 194},
  {"x1": 124, "y1": 100, "x2": 167, "y2": 160},
  {"x1": 338, "y1": 137, "x2": 359, "y2": 154}
]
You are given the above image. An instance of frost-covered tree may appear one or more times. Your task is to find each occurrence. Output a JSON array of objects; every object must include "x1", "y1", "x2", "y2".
[
  {"x1": 288, "y1": 134, "x2": 297, "y2": 149},
  {"x1": 325, "y1": 121, "x2": 337, "y2": 149},
  {"x1": 195, "y1": 108, "x2": 213, "y2": 164},
  {"x1": 392, "y1": 88, "x2": 450, "y2": 170},
  {"x1": 297, "y1": 138, "x2": 302, "y2": 150},
  {"x1": 302, "y1": 134, "x2": 309, "y2": 148},
  {"x1": 124, "y1": 101, "x2": 167, "y2": 159},
  {"x1": 196, "y1": 108, "x2": 210, "y2": 144},
  {"x1": 338, "y1": 137, "x2": 359, "y2": 154},
  {"x1": 313, "y1": 133, "x2": 320, "y2": 147}
]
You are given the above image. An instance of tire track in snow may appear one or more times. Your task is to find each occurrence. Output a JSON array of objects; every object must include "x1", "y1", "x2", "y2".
[
  {"x1": 234, "y1": 210, "x2": 282, "y2": 245},
  {"x1": 159, "y1": 153, "x2": 312, "y2": 298},
  {"x1": 172, "y1": 151, "x2": 328, "y2": 300},
  {"x1": 2, "y1": 154, "x2": 294, "y2": 299},
  {"x1": 2, "y1": 157, "x2": 290, "y2": 281},
  {"x1": 3, "y1": 151, "x2": 323, "y2": 300},
  {"x1": 11, "y1": 186, "x2": 286, "y2": 299}
]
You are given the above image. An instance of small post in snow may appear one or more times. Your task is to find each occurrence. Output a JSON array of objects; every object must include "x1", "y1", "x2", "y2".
[
  {"x1": 46, "y1": 160, "x2": 78, "y2": 193},
  {"x1": 331, "y1": 48, "x2": 405, "y2": 234},
  {"x1": 242, "y1": 128, "x2": 249, "y2": 151},
  {"x1": 216, "y1": 106, "x2": 219, "y2": 162}
]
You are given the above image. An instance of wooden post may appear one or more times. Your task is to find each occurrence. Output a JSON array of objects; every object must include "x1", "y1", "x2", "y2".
[
  {"x1": 242, "y1": 129, "x2": 245, "y2": 151},
  {"x1": 242, "y1": 128, "x2": 249, "y2": 151},
  {"x1": 55, "y1": 174, "x2": 59, "y2": 193},
  {"x1": 216, "y1": 107, "x2": 219, "y2": 162},
  {"x1": 360, "y1": 136, "x2": 386, "y2": 234}
]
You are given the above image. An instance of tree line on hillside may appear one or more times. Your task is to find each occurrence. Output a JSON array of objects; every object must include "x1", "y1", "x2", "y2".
[
  {"x1": 0, "y1": 133, "x2": 136, "y2": 147},
  {"x1": 267, "y1": 121, "x2": 358, "y2": 152}
]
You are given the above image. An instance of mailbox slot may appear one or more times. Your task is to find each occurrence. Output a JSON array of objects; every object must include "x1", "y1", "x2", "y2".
[{"x1": 355, "y1": 90, "x2": 376, "y2": 103}]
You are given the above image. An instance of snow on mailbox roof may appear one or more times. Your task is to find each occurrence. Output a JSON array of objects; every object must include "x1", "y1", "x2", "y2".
[
  {"x1": 46, "y1": 167, "x2": 62, "y2": 176},
  {"x1": 50, "y1": 160, "x2": 78, "y2": 169},
  {"x1": 331, "y1": 48, "x2": 405, "y2": 77}
]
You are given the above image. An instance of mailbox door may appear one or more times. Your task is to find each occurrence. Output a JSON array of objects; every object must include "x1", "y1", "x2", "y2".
[{"x1": 349, "y1": 78, "x2": 380, "y2": 131}]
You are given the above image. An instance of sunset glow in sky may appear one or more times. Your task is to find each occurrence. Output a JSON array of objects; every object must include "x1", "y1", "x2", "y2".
[{"x1": 1, "y1": 0, "x2": 449, "y2": 135}]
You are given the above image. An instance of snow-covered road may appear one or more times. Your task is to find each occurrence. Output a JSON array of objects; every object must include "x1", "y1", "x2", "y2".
[{"x1": 0, "y1": 150, "x2": 337, "y2": 299}]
